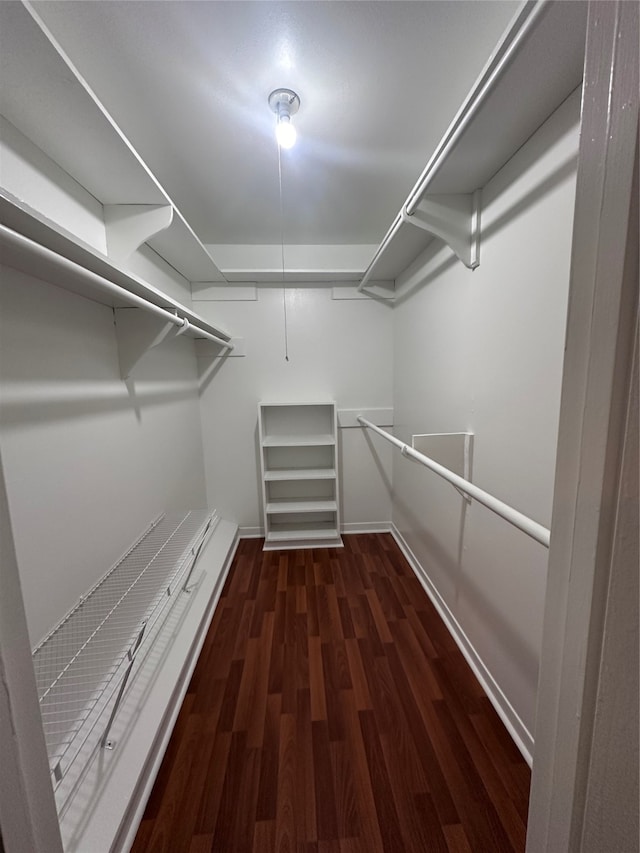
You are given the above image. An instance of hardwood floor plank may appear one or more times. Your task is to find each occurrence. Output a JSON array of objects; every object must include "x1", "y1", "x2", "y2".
[
  {"x1": 432, "y1": 699, "x2": 516, "y2": 853},
  {"x1": 356, "y1": 594, "x2": 384, "y2": 656},
  {"x1": 255, "y1": 693, "x2": 281, "y2": 822},
  {"x1": 306, "y1": 580, "x2": 320, "y2": 638},
  {"x1": 343, "y1": 638, "x2": 372, "y2": 711},
  {"x1": 282, "y1": 640, "x2": 299, "y2": 714},
  {"x1": 329, "y1": 738, "x2": 360, "y2": 840},
  {"x1": 194, "y1": 730, "x2": 232, "y2": 834},
  {"x1": 132, "y1": 534, "x2": 530, "y2": 853},
  {"x1": 218, "y1": 658, "x2": 244, "y2": 732},
  {"x1": 137, "y1": 692, "x2": 195, "y2": 822},
  {"x1": 210, "y1": 730, "x2": 248, "y2": 851},
  {"x1": 296, "y1": 688, "x2": 318, "y2": 843},
  {"x1": 252, "y1": 820, "x2": 275, "y2": 853},
  {"x1": 187, "y1": 834, "x2": 214, "y2": 853},
  {"x1": 275, "y1": 713, "x2": 297, "y2": 853},
  {"x1": 383, "y1": 643, "x2": 461, "y2": 827},
  {"x1": 247, "y1": 611, "x2": 275, "y2": 748},
  {"x1": 312, "y1": 719, "x2": 339, "y2": 841},
  {"x1": 308, "y1": 635, "x2": 328, "y2": 722},
  {"x1": 142, "y1": 712, "x2": 203, "y2": 853},
  {"x1": 388, "y1": 617, "x2": 443, "y2": 701},
  {"x1": 339, "y1": 701, "x2": 385, "y2": 852},
  {"x1": 357, "y1": 709, "x2": 405, "y2": 853},
  {"x1": 167, "y1": 727, "x2": 217, "y2": 852},
  {"x1": 443, "y1": 823, "x2": 474, "y2": 853}
]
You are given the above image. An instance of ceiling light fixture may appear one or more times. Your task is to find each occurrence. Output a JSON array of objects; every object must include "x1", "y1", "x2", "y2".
[{"x1": 268, "y1": 88, "x2": 300, "y2": 149}]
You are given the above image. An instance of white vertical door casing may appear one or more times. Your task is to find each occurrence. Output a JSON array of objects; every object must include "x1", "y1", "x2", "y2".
[{"x1": 526, "y1": 2, "x2": 639, "y2": 850}]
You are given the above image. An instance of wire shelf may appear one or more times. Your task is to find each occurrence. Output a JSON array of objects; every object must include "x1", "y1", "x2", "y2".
[{"x1": 32, "y1": 510, "x2": 215, "y2": 785}]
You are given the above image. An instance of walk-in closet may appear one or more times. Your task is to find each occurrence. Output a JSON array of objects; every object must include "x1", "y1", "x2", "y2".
[{"x1": 1, "y1": 1, "x2": 637, "y2": 851}]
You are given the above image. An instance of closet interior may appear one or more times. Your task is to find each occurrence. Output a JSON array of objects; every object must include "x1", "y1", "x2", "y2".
[{"x1": 1, "y1": 0, "x2": 619, "y2": 851}]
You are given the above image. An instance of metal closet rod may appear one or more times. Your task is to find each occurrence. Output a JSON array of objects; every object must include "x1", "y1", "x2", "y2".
[
  {"x1": 0, "y1": 224, "x2": 233, "y2": 350},
  {"x1": 357, "y1": 416, "x2": 550, "y2": 548},
  {"x1": 357, "y1": 0, "x2": 548, "y2": 293}
]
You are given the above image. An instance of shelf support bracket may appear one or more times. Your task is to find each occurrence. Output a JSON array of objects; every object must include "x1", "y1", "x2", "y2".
[
  {"x1": 404, "y1": 189, "x2": 481, "y2": 269},
  {"x1": 101, "y1": 621, "x2": 147, "y2": 750},
  {"x1": 115, "y1": 307, "x2": 179, "y2": 379},
  {"x1": 104, "y1": 204, "x2": 173, "y2": 263}
]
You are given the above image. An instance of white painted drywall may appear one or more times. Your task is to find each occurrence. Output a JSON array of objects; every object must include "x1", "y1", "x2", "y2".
[
  {"x1": 0, "y1": 265, "x2": 208, "y2": 646},
  {"x1": 391, "y1": 89, "x2": 581, "y2": 742},
  {"x1": 194, "y1": 286, "x2": 393, "y2": 533}
]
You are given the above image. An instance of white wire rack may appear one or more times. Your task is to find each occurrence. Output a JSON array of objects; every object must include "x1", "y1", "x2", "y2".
[{"x1": 31, "y1": 509, "x2": 216, "y2": 786}]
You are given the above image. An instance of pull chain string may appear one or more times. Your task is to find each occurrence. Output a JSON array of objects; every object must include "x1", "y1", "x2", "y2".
[{"x1": 277, "y1": 141, "x2": 290, "y2": 362}]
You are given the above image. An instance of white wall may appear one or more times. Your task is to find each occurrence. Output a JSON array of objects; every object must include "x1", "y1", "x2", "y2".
[
  {"x1": 0, "y1": 266, "x2": 207, "y2": 646},
  {"x1": 391, "y1": 89, "x2": 581, "y2": 751},
  {"x1": 194, "y1": 286, "x2": 394, "y2": 534}
]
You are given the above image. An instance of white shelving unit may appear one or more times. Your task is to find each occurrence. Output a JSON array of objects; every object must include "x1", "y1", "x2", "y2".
[
  {"x1": 359, "y1": 0, "x2": 588, "y2": 291},
  {"x1": 259, "y1": 403, "x2": 343, "y2": 550}
]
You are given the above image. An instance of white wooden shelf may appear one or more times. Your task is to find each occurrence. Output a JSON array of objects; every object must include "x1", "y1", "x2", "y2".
[
  {"x1": 266, "y1": 499, "x2": 338, "y2": 515},
  {"x1": 261, "y1": 434, "x2": 336, "y2": 448},
  {"x1": 264, "y1": 468, "x2": 337, "y2": 482},
  {"x1": 0, "y1": 190, "x2": 230, "y2": 341},
  {"x1": 266, "y1": 523, "x2": 341, "y2": 544},
  {"x1": 259, "y1": 403, "x2": 342, "y2": 550},
  {"x1": 359, "y1": 0, "x2": 588, "y2": 291},
  {"x1": 0, "y1": 2, "x2": 224, "y2": 285}
]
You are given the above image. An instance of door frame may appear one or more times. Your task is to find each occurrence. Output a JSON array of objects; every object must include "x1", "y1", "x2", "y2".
[{"x1": 526, "y1": 2, "x2": 639, "y2": 850}]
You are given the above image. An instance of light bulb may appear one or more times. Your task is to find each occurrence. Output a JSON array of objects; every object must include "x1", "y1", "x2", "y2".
[{"x1": 276, "y1": 115, "x2": 297, "y2": 149}]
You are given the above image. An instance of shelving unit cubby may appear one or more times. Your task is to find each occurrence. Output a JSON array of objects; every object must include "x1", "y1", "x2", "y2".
[{"x1": 259, "y1": 403, "x2": 343, "y2": 550}]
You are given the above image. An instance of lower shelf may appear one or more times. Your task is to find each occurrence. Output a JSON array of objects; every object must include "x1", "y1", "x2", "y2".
[
  {"x1": 33, "y1": 511, "x2": 216, "y2": 788},
  {"x1": 56, "y1": 517, "x2": 239, "y2": 851},
  {"x1": 264, "y1": 521, "x2": 343, "y2": 550}
]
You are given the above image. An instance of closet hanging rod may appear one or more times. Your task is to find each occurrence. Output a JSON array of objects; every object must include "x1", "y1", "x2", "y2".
[
  {"x1": 357, "y1": 416, "x2": 550, "y2": 547},
  {"x1": 0, "y1": 224, "x2": 233, "y2": 350}
]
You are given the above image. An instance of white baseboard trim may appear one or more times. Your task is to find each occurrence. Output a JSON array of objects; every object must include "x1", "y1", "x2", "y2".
[
  {"x1": 341, "y1": 521, "x2": 393, "y2": 534},
  {"x1": 390, "y1": 524, "x2": 534, "y2": 767},
  {"x1": 240, "y1": 523, "x2": 394, "y2": 539},
  {"x1": 238, "y1": 526, "x2": 263, "y2": 538}
]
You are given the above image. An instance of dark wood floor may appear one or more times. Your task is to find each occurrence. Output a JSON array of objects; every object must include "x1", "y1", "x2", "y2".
[{"x1": 131, "y1": 533, "x2": 530, "y2": 853}]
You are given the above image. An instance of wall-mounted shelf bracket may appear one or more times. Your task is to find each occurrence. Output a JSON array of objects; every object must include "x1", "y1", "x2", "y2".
[
  {"x1": 115, "y1": 307, "x2": 179, "y2": 379},
  {"x1": 104, "y1": 204, "x2": 173, "y2": 263},
  {"x1": 404, "y1": 189, "x2": 481, "y2": 270}
]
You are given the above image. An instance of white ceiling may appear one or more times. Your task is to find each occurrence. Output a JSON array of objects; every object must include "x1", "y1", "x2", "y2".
[{"x1": 29, "y1": 1, "x2": 519, "y2": 249}]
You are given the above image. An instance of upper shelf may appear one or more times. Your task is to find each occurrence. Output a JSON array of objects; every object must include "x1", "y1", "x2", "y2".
[
  {"x1": 0, "y1": 1, "x2": 224, "y2": 284},
  {"x1": 0, "y1": 189, "x2": 231, "y2": 343},
  {"x1": 359, "y1": 0, "x2": 588, "y2": 291}
]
